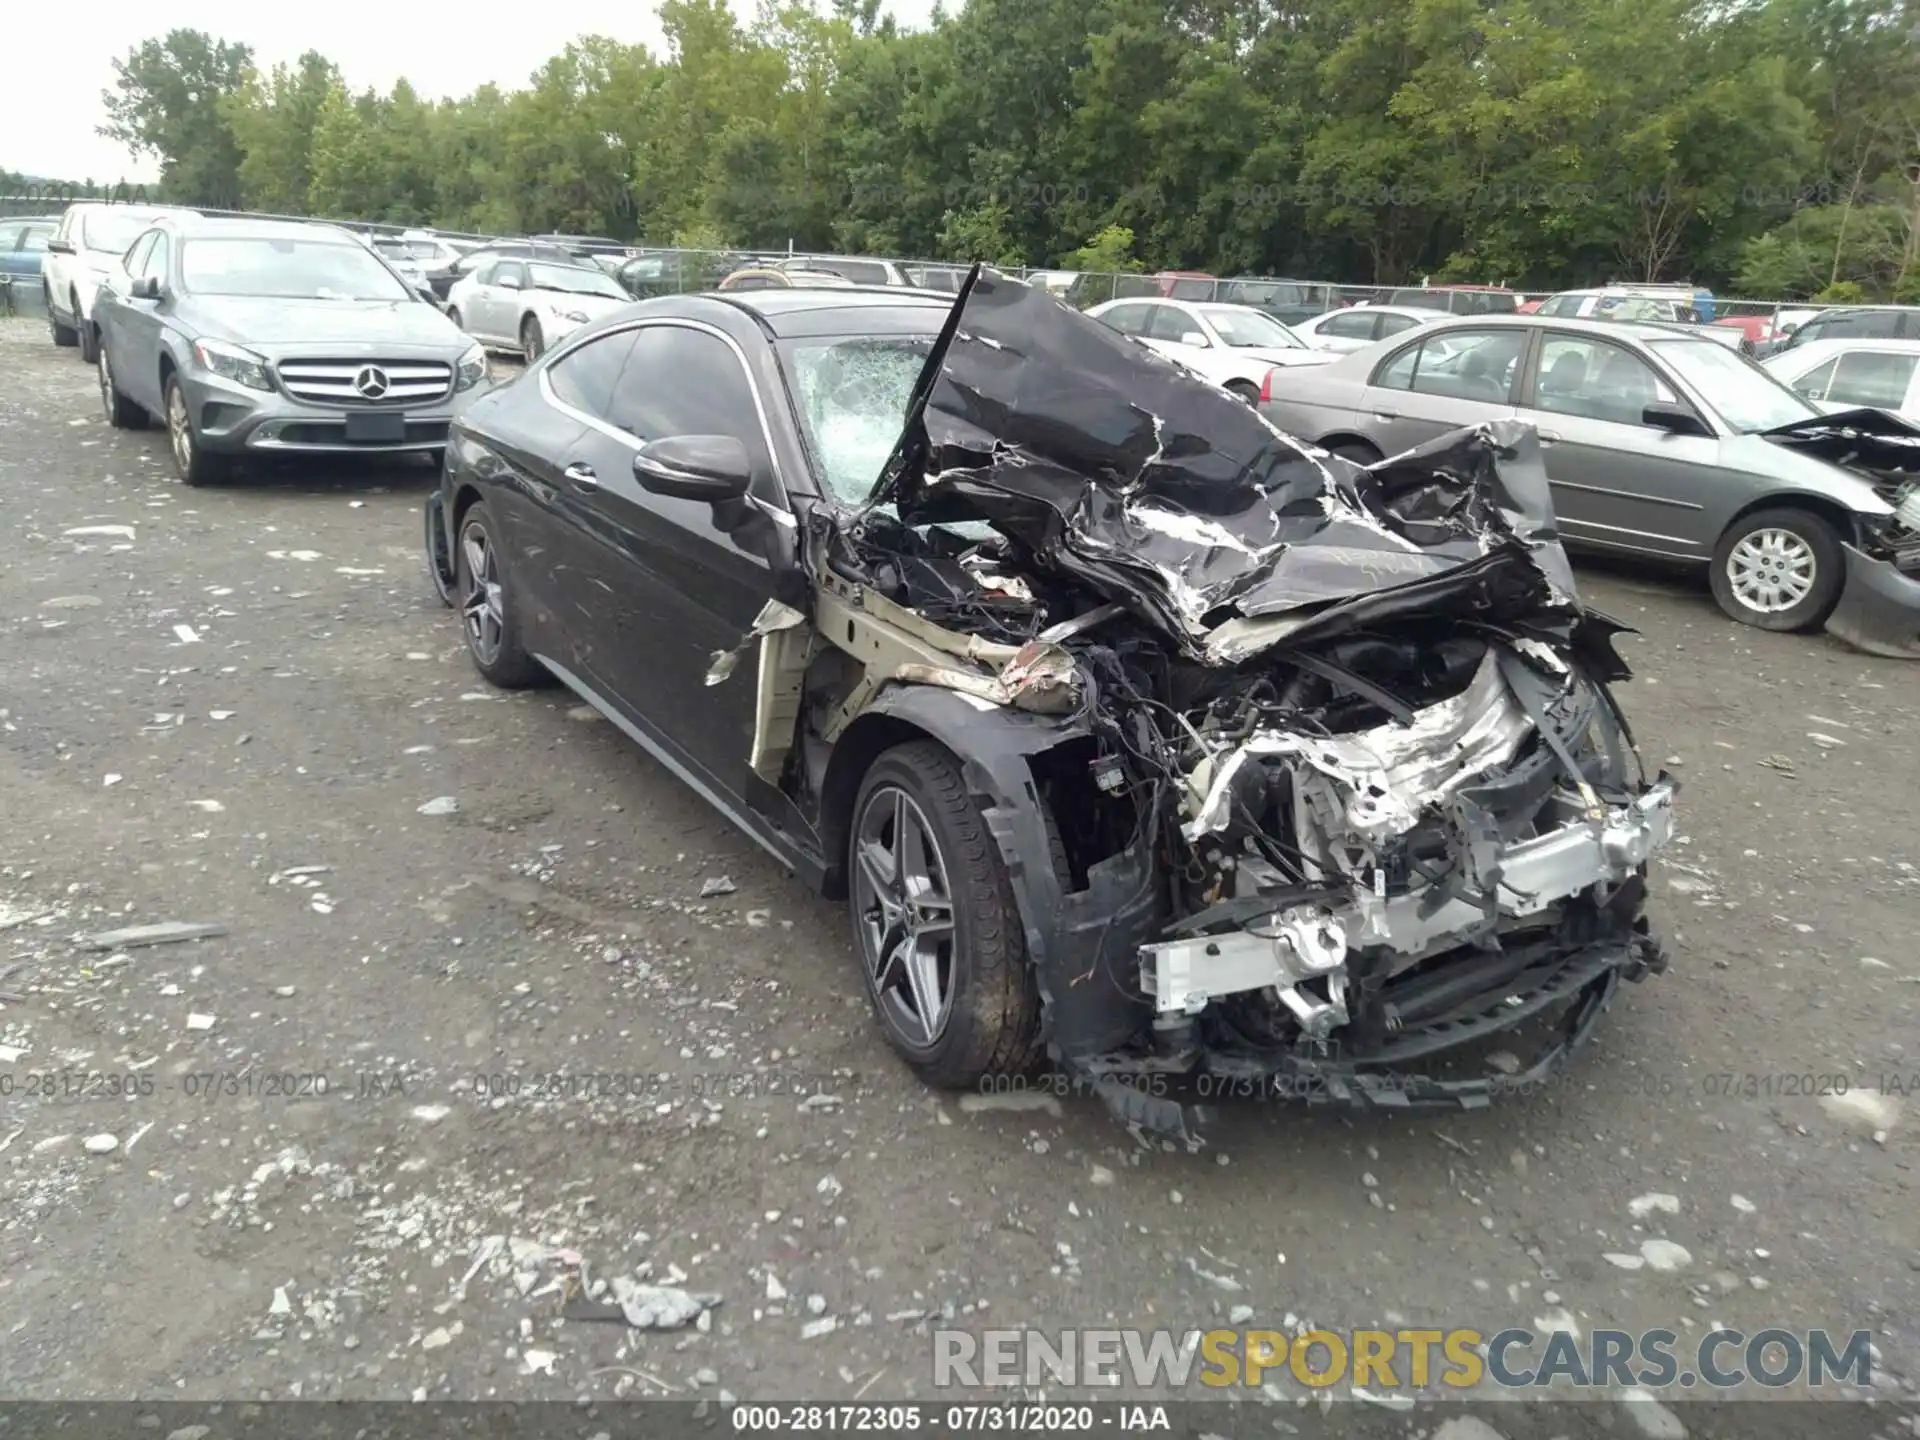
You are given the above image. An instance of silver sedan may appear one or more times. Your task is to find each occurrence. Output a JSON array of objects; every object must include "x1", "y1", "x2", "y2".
[{"x1": 1259, "y1": 314, "x2": 1920, "y2": 654}]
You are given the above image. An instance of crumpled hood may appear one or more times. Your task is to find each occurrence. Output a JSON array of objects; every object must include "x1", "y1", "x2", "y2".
[
  {"x1": 865, "y1": 266, "x2": 1580, "y2": 661},
  {"x1": 1759, "y1": 406, "x2": 1920, "y2": 476}
]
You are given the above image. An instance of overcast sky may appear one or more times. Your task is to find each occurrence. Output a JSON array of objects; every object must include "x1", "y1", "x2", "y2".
[{"x1": 3, "y1": 0, "x2": 940, "y2": 186}]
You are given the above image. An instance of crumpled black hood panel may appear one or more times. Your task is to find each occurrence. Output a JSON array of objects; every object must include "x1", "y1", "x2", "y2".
[{"x1": 867, "y1": 266, "x2": 1581, "y2": 655}]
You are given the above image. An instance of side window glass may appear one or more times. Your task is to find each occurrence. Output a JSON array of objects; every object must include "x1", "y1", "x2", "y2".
[
  {"x1": 1405, "y1": 329, "x2": 1525, "y2": 403},
  {"x1": 122, "y1": 233, "x2": 155, "y2": 277},
  {"x1": 1787, "y1": 356, "x2": 1837, "y2": 400},
  {"x1": 1828, "y1": 352, "x2": 1918, "y2": 410},
  {"x1": 1376, "y1": 314, "x2": 1417, "y2": 337},
  {"x1": 22, "y1": 225, "x2": 51, "y2": 253},
  {"x1": 1372, "y1": 341, "x2": 1423, "y2": 390},
  {"x1": 1531, "y1": 337, "x2": 1676, "y2": 424},
  {"x1": 607, "y1": 327, "x2": 768, "y2": 472},
  {"x1": 547, "y1": 330, "x2": 640, "y2": 419},
  {"x1": 1147, "y1": 306, "x2": 1195, "y2": 342},
  {"x1": 0, "y1": 225, "x2": 20, "y2": 252},
  {"x1": 1324, "y1": 311, "x2": 1376, "y2": 339},
  {"x1": 142, "y1": 234, "x2": 170, "y2": 282}
]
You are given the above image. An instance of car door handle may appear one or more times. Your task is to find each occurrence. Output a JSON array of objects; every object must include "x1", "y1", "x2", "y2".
[
  {"x1": 563, "y1": 462, "x2": 599, "y2": 491},
  {"x1": 1373, "y1": 410, "x2": 1399, "y2": 421},
  {"x1": 1537, "y1": 429, "x2": 1563, "y2": 444}
]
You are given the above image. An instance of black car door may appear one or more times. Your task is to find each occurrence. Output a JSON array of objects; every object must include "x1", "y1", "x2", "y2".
[
  {"x1": 493, "y1": 327, "x2": 639, "y2": 683},
  {"x1": 544, "y1": 320, "x2": 786, "y2": 803}
]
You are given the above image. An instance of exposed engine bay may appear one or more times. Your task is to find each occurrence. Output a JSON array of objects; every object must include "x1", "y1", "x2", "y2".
[{"x1": 728, "y1": 267, "x2": 1677, "y2": 1136}]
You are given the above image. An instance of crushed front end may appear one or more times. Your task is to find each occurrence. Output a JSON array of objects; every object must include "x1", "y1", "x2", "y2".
[{"x1": 802, "y1": 268, "x2": 1678, "y2": 1132}]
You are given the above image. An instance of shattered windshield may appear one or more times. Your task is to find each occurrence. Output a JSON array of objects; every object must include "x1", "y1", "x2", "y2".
[
  {"x1": 782, "y1": 335, "x2": 935, "y2": 503},
  {"x1": 1198, "y1": 305, "x2": 1304, "y2": 349},
  {"x1": 527, "y1": 263, "x2": 628, "y2": 300}
]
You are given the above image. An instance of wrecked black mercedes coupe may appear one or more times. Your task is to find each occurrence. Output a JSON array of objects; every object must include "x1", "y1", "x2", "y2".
[{"x1": 425, "y1": 267, "x2": 1677, "y2": 1135}]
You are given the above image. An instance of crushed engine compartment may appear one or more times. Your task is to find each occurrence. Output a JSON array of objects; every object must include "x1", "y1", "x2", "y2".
[{"x1": 752, "y1": 267, "x2": 1679, "y2": 1133}]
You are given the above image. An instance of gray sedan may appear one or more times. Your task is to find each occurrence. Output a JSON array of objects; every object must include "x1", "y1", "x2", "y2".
[
  {"x1": 1260, "y1": 314, "x2": 1920, "y2": 653},
  {"x1": 92, "y1": 216, "x2": 490, "y2": 486}
]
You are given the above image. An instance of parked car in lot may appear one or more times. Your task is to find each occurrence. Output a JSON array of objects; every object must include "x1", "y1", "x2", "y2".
[
  {"x1": 1757, "y1": 305, "x2": 1920, "y2": 359},
  {"x1": 421, "y1": 273, "x2": 1677, "y2": 1121},
  {"x1": 1291, "y1": 302, "x2": 1449, "y2": 353},
  {"x1": 91, "y1": 216, "x2": 489, "y2": 486},
  {"x1": 426, "y1": 240, "x2": 581, "y2": 300},
  {"x1": 0, "y1": 216, "x2": 57, "y2": 283},
  {"x1": 717, "y1": 266, "x2": 857, "y2": 292},
  {"x1": 446, "y1": 257, "x2": 632, "y2": 361},
  {"x1": 1258, "y1": 314, "x2": 1920, "y2": 651},
  {"x1": 1533, "y1": 289, "x2": 1745, "y2": 349},
  {"x1": 44, "y1": 202, "x2": 202, "y2": 361},
  {"x1": 1378, "y1": 284, "x2": 1521, "y2": 316},
  {"x1": 775, "y1": 254, "x2": 911, "y2": 286},
  {"x1": 1085, "y1": 297, "x2": 1331, "y2": 401},
  {"x1": 1763, "y1": 339, "x2": 1920, "y2": 424},
  {"x1": 1216, "y1": 277, "x2": 1339, "y2": 326}
]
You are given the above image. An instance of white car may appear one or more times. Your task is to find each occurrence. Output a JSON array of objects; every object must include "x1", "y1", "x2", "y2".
[
  {"x1": 1291, "y1": 303, "x2": 1451, "y2": 353},
  {"x1": 446, "y1": 257, "x2": 633, "y2": 362},
  {"x1": 1761, "y1": 338, "x2": 1920, "y2": 424},
  {"x1": 1084, "y1": 297, "x2": 1333, "y2": 401},
  {"x1": 43, "y1": 202, "x2": 201, "y2": 362}
]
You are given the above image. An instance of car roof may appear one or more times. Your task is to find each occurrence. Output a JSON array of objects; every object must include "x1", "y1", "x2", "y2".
[
  {"x1": 1768, "y1": 337, "x2": 1920, "y2": 360},
  {"x1": 1417, "y1": 313, "x2": 1720, "y2": 344},
  {"x1": 713, "y1": 287, "x2": 953, "y2": 336}
]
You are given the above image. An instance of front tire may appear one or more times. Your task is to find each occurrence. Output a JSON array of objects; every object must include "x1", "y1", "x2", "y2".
[
  {"x1": 848, "y1": 741, "x2": 1043, "y2": 1088},
  {"x1": 99, "y1": 343, "x2": 146, "y2": 429},
  {"x1": 455, "y1": 500, "x2": 547, "y2": 687},
  {"x1": 164, "y1": 375, "x2": 231, "y2": 487},
  {"x1": 520, "y1": 315, "x2": 544, "y2": 363},
  {"x1": 1710, "y1": 508, "x2": 1844, "y2": 632}
]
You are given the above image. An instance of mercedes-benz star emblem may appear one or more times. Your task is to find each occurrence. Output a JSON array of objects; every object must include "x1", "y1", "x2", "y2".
[{"x1": 353, "y1": 365, "x2": 390, "y2": 399}]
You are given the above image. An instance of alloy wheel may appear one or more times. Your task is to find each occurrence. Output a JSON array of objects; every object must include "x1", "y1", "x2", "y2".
[
  {"x1": 459, "y1": 523, "x2": 506, "y2": 665},
  {"x1": 1726, "y1": 528, "x2": 1815, "y2": 614},
  {"x1": 167, "y1": 385, "x2": 193, "y2": 473},
  {"x1": 852, "y1": 785, "x2": 957, "y2": 1046}
]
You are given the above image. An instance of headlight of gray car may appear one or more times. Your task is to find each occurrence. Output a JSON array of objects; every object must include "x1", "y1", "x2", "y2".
[
  {"x1": 455, "y1": 343, "x2": 489, "y2": 391},
  {"x1": 192, "y1": 339, "x2": 274, "y2": 393}
]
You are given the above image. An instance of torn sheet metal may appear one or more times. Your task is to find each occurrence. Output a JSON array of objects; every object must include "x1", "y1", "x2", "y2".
[
  {"x1": 707, "y1": 599, "x2": 808, "y2": 686},
  {"x1": 865, "y1": 267, "x2": 1578, "y2": 660}
]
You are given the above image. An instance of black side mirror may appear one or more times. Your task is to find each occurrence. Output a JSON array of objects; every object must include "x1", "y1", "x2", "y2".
[
  {"x1": 130, "y1": 276, "x2": 161, "y2": 301},
  {"x1": 1642, "y1": 400, "x2": 1709, "y2": 438},
  {"x1": 633, "y1": 435, "x2": 753, "y2": 502},
  {"x1": 46, "y1": 237, "x2": 73, "y2": 255}
]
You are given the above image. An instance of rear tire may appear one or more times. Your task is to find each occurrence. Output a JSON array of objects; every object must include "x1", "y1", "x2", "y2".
[
  {"x1": 1225, "y1": 379, "x2": 1260, "y2": 406},
  {"x1": 1709, "y1": 507, "x2": 1844, "y2": 633},
  {"x1": 98, "y1": 343, "x2": 146, "y2": 429},
  {"x1": 848, "y1": 741, "x2": 1043, "y2": 1089},
  {"x1": 455, "y1": 499, "x2": 547, "y2": 688},
  {"x1": 520, "y1": 315, "x2": 544, "y2": 363}
]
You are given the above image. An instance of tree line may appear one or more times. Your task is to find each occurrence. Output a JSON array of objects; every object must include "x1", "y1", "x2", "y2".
[{"x1": 27, "y1": 0, "x2": 1920, "y2": 298}]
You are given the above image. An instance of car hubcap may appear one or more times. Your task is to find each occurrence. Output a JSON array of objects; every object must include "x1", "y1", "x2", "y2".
[
  {"x1": 1728, "y1": 528, "x2": 1815, "y2": 613},
  {"x1": 852, "y1": 786, "x2": 955, "y2": 1045},
  {"x1": 167, "y1": 388, "x2": 192, "y2": 471},
  {"x1": 460, "y1": 524, "x2": 506, "y2": 664}
]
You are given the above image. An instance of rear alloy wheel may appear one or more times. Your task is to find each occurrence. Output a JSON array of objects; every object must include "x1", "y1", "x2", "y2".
[
  {"x1": 1710, "y1": 508, "x2": 1843, "y2": 632},
  {"x1": 1225, "y1": 379, "x2": 1261, "y2": 406},
  {"x1": 98, "y1": 343, "x2": 146, "y2": 429},
  {"x1": 165, "y1": 375, "x2": 231, "y2": 487},
  {"x1": 520, "y1": 315, "x2": 545, "y2": 363},
  {"x1": 848, "y1": 741, "x2": 1042, "y2": 1088},
  {"x1": 455, "y1": 501, "x2": 546, "y2": 688},
  {"x1": 76, "y1": 300, "x2": 99, "y2": 364}
]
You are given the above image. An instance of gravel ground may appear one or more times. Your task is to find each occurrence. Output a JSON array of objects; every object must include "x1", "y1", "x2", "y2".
[{"x1": 0, "y1": 318, "x2": 1915, "y2": 1431}]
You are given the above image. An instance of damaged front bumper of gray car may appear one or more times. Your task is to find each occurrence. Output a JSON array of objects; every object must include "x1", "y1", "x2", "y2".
[{"x1": 714, "y1": 268, "x2": 1680, "y2": 1138}]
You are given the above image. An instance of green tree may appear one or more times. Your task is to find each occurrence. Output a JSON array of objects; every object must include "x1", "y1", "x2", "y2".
[
  {"x1": 222, "y1": 51, "x2": 342, "y2": 215},
  {"x1": 100, "y1": 30, "x2": 252, "y2": 206},
  {"x1": 1063, "y1": 225, "x2": 1143, "y2": 272}
]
